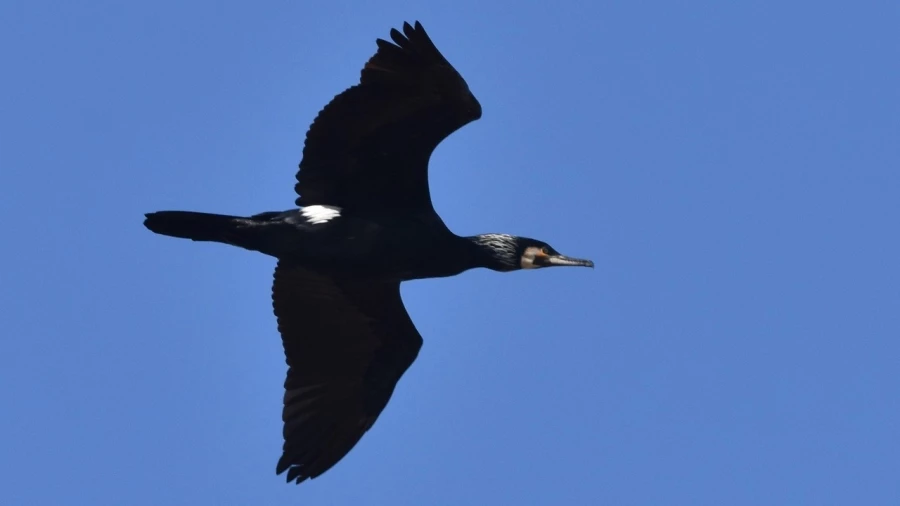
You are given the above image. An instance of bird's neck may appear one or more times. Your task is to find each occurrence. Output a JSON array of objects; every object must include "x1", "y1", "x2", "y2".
[{"x1": 463, "y1": 235, "x2": 518, "y2": 272}]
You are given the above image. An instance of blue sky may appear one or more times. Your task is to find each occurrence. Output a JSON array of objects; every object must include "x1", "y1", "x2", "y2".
[{"x1": 2, "y1": 1, "x2": 898, "y2": 504}]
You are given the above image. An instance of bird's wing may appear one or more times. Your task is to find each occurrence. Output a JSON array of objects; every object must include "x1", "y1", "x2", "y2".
[
  {"x1": 271, "y1": 261, "x2": 423, "y2": 484},
  {"x1": 294, "y1": 21, "x2": 482, "y2": 214}
]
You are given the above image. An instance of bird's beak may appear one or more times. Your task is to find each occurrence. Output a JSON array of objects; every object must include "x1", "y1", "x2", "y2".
[{"x1": 541, "y1": 253, "x2": 594, "y2": 268}]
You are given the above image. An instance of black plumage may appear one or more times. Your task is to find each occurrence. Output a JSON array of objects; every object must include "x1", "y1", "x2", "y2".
[{"x1": 144, "y1": 21, "x2": 593, "y2": 485}]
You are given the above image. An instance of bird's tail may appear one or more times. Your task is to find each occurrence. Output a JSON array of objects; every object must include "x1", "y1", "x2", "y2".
[{"x1": 143, "y1": 210, "x2": 262, "y2": 249}]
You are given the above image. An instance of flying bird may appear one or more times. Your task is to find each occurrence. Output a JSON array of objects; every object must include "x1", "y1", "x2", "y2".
[{"x1": 144, "y1": 21, "x2": 593, "y2": 485}]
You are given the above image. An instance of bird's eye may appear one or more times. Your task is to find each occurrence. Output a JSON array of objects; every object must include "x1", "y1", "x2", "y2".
[{"x1": 541, "y1": 247, "x2": 550, "y2": 255}]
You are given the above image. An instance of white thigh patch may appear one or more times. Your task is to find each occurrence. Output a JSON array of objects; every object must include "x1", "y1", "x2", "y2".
[{"x1": 300, "y1": 205, "x2": 341, "y2": 225}]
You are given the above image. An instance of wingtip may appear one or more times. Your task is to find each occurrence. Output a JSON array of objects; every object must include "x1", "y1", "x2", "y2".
[
  {"x1": 286, "y1": 465, "x2": 309, "y2": 485},
  {"x1": 277, "y1": 454, "x2": 313, "y2": 485},
  {"x1": 402, "y1": 20, "x2": 427, "y2": 38}
]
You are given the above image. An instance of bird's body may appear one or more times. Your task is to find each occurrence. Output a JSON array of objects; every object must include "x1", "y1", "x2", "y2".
[
  {"x1": 144, "y1": 21, "x2": 592, "y2": 485},
  {"x1": 147, "y1": 207, "x2": 498, "y2": 280}
]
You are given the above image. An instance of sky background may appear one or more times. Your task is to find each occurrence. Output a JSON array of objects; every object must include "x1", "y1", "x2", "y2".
[{"x1": 1, "y1": 1, "x2": 898, "y2": 505}]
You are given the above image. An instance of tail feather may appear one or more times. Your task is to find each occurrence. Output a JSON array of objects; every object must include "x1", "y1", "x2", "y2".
[{"x1": 144, "y1": 211, "x2": 244, "y2": 244}]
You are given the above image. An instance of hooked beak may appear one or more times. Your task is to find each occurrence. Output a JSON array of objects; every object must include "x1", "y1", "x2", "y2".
[{"x1": 540, "y1": 253, "x2": 594, "y2": 268}]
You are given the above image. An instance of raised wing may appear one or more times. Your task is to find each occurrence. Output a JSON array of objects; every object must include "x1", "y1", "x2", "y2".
[
  {"x1": 294, "y1": 21, "x2": 482, "y2": 213},
  {"x1": 271, "y1": 262, "x2": 423, "y2": 484}
]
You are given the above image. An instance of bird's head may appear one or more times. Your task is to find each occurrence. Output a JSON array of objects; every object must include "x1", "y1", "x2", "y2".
[{"x1": 470, "y1": 234, "x2": 594, "y2": 272}]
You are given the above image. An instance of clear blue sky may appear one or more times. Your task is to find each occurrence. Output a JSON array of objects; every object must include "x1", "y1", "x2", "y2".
[{"x1": 2, "y1": 1, "x2": 898, "y2": 504}]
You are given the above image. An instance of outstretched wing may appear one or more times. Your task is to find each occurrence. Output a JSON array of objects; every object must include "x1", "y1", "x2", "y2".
[
  {"x1": 294, "y1": 21, "x2": 482, "y2": 213},
  {"x1": 271, "y1": 262, "x2": 423, "y2": 484}
]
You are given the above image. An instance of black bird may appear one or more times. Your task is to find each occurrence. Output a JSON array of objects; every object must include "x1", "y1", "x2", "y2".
[{"x1": 144, "y1": 21, "x2": 593, "y2": 485}]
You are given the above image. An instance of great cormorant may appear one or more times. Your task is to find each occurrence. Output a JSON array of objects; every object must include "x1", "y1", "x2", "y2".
[{"x1": 144, "y1": 21, "x2": 593, "y2": 485}]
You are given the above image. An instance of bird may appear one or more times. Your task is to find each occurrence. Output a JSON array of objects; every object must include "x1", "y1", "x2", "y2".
[{"x1": 144, "y1": 20, "x2": 593, "y2": 485}]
